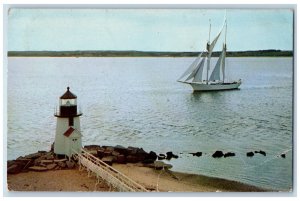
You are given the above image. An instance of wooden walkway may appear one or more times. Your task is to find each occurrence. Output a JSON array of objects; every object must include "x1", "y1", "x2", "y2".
[{"x1": 73, "y1": 148, "x2": 149, "y2": 192}]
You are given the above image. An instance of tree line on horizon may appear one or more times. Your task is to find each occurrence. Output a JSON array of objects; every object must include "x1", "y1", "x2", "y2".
[{"x1": 7, "y1": 49, "x2": 293, "y2": 57}]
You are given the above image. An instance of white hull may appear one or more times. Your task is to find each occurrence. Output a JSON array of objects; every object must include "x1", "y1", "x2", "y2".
[{"x1": 182, "y1": 80, "x2": 241, "y2": 91}]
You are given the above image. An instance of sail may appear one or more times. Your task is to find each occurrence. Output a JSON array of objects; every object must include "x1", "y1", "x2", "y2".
[
  {"x1": 209, "y1": 45, "x2": 226, "y2": 81},
  {"x1": 185, "y1": 56, "x2": 206, "y2": 81},
  {"x1": 207, "y1": 23, "x2": 225, "y2": 58},
  {"x1": 192, "y1": 57, "x2": 206, "y2": 82},
  {"x1": 177, "y1": 51, "x2": 203, "y2": 81}
]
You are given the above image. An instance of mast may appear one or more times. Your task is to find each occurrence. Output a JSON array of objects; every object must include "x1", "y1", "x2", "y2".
[
  {"x1": 223, "y1": 20, "x2": 227, "y2": 83},
  {"x1": 206, "y1": 20, "x2": 211, "y2": 84}
]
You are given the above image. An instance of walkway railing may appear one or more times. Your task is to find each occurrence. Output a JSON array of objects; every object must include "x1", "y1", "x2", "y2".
[{"x1": 73, "y1": 148, "x2": 148, "y2": 192}]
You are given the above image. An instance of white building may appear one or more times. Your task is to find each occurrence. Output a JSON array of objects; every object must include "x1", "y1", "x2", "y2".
[{"x1": 54, "y1": 87, "x2": 82, "y2": 157}]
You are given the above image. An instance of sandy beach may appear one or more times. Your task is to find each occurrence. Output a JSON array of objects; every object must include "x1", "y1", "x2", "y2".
[{"x1": 7, "y1": 163, "x2": 267, "y2": 192}]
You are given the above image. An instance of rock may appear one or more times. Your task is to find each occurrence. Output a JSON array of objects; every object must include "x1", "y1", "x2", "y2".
[
  {"x1": 46, "y1": 163, "x2": 57, "y2": 170},
  {"x1": 22, "y1": 152, "x2": 43, "y2": 160},
  {"x1": 66, "y1": 161, "x2": 75, "y2": 169},
  {"x1": 127, "y1": 146, "x2": 138, "y2": 155},
  {"x1": 46, "y1": 153, "x2": 55, "y2": 160},
  {"x1": 41, "y1": 160, "x2": 54, "y2": 165},
  {"x1": 224, "y1": 152, "x2": 235, "y2": 158},
  {"x1": 114, "y1": 145, "x2": 128, "y2": 155},
  {"x1": 7, "y1": 164, "x2": 22, "y2": 174},
  {"x1": 166, "y1": 152, "x2": 178, "y2": 160},
  {"x1": 212, "y1": 151, "x2": 224, "y2": 158},
  {"x1": 142, "y1": 159, "x2": 155, "y2": 164},
  {"x1": 102, "y1": 156, "x2": 114, "y2": 166},
  {"x1": 50, "y1": 142, "x2": 54, "y2": 152},
  {"x1": 104, "y1": 146, "x2": 115, "y2": 152},
  {"x1": 255, "y1": 150, "x2": 266, "y2": 156},
  {"x1": 281, "y1": 154, "x2": 286, "y2": 158},
  {"x1": 87, "y1": 150, "x2": 98, "y2": 156},
  {"x1": 84, "y1": 145, "x2": 101, "y2": 150},
  {"x1": 153, "y1": 161, "x2": 172, "y2": 170},
  {"x1": 191, "y1": 152, "x2": 202, "y2": 157},
  {"x1": 57, "y1": 162, "x2": 66, "y2": 168},
  {"x1": 97, "y1": 149, "x2": 105, "y2": 158},
  {"x1": 158, "y1": 154, "x2": 166, "y2": 160},
  {"x1": 247, "y1": 152, "x2": 254, "y2": 157},
  {"x1": 126, "y1": 155, "x2": 139, "y2": 163},
  {"x1": 28, "y1": 166, "x2": 48, "y2": 172},
  {"x1": 147, "y1": 151, "x2": 157, "y2": 161},
  {"x1": 54, "y1": 159, "x2": 67, "y2": 163},
  {"x1": 116, "y1": 155, "x2": 126, "y2": 164},
  {"x1": 112, "y1": 151, "x2": 120, "y2": 157}
]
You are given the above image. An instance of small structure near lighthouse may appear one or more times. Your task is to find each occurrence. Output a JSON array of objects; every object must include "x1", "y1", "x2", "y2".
[{"x1": 54, "y1": 87, "x2": 82, "y2": 157}]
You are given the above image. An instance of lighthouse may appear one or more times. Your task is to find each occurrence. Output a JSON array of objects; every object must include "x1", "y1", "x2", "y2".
[{"x1": 54, "y1": 87, "x2": 82, "y2": 157}]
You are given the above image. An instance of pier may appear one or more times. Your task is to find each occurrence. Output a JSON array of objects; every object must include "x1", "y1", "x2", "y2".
[{"x1": 73, "y1": 148, "x2": 149, "y2": 192}]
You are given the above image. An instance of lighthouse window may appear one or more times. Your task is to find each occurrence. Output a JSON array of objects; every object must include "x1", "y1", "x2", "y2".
[{"x1": 69, "y1": 117, "x2": 74, "y2": 126}]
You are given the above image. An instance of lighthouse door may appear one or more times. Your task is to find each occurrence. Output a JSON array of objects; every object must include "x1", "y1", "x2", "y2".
[{"x1": 71, "y1": 138, "x2": 80, "y2": 153}]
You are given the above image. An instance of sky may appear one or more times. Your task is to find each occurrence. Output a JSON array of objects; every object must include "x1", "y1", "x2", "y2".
[{"x1": 7, "y1": 8, "x2": 294, "y2": 52}]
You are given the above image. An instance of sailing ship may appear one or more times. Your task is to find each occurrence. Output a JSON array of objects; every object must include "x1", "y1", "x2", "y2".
[{"x1": 177, "y1": 20, "x2": 241, "y2": 91}]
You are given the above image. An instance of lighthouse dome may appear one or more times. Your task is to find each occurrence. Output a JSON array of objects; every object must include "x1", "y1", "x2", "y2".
[{"x1": 60, "y1": 87, "x2": 77, "y2": 99}]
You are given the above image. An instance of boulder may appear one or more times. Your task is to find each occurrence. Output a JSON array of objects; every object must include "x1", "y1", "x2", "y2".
[
  {"x1": 97, "y1": 149, "x2": 105, "y2": 158},
  {"x1": 114, "y1": 145, "x2": 128, "y2": 155},
  {"x1": 66, "y1": 161, "x2": 75, "y2": 169},
  {"x1": 7, "y1": 164, "x2": 23, "y2": 174},
  {"x1": 87, "y1": 150, "x2": 98, "y2": 156},
  {"x1": 212, "y1": 151, "x2": 224, "y2": 158},
  {"x1": 224, "y1": 152, "x2": 235, "y2": 158},
  {"x1": 281, "y1": 153, "x2": 286, "y2": 158},
  {"x1": 166, "y1": 152, "x2": 178, "y2": 160},
  {"x1": 84, "y1": 145, "x2": 101, "y2": 150},
  {"x1": 41, "y1": 160, "x2": 54, "y2": 165},
  {"x1": 54, "y1": 159, "x2": 67, "y2": 163},
  {"x1": 46, "y1": 153, "x2": 55, "y2": 160},
  {"x1": 126, "y1": 155, "x2": 139, "y2": 163},
  {"x1": 127, "y1": 146, "x2": 138, "y2": 155},
  {"x1": 146, "y1": 151, "x2": 157, "y2": 161},
  {"x1": 116, "y1": 155, "x2": 126, "y2": 164},
  {"x1": 255, "y1": 150, "x2": 266, "y2": 156},
  {"x1": 104, "y1": 146, "x2": 115, "y2": 152},
  {"x1": 57, "y1": 161, "x2": 66, "y2": 168},
  {"x1": 190, "y1": 152, "x2": 202, "y2": 157},
  {"x1": 112, "y1": 151, "x2": 120, "y2": 157},
  {"x1": 158, "y1": 154, "x2": 166, "y2": 160},
  {"x1": 103, "y1": 150, "x2": 112, "y2": 157},
  {"x1": 28, "y1": 166, "x2": 48, "y2": 172},
  {"x1": 247, "y1": 152, "x2": 254, "y2": 157},
  {"x1": 153, "y1": 161, "x2": 172, "y2": 170},
  {"x1": 22, "y1": 152, "x2": 43, "y2": 160},
  {"x1": 142, "y1": 159, "x2": 155, "y2": 164},
  {"x1": 46, "y1": 163, "x2": 57, "y2": 170},
  {"x1": 102, "y1": 156, "x2": 114, "y2": 166}
]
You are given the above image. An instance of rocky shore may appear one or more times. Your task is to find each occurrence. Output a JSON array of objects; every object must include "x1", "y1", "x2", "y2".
[
  {"x1": 6, "y1": 144, "x2": 272, "y2": 192},
  {"x1": 7, "y1": 144, "x2": 176, "y2": 175}
]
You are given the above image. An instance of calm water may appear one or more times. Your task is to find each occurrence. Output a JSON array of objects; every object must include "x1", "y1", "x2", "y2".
[{"x1": 7, "y1": 57, "x2": 293, "y2": 191}]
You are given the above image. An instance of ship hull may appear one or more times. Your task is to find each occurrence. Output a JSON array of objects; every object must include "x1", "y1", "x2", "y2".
[{"x1": 186, "y1": 81, "x2": 242, "y2": 91}]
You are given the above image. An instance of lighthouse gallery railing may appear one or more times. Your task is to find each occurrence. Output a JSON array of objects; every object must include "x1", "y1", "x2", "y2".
[{"x1": 73, "y1": 148, "x2": 148, "y2": 192}]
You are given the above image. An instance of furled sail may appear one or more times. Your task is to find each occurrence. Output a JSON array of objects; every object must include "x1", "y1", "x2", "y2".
[
  {"x1": 209, "y1": 44, "x2": 226, "y2": 81},
  {"x1": 221, "y1": 44, "x2": 226, "y2": 82},
  {"x1": 177, "y1": 51, "x2": 203, "y2": 81}
]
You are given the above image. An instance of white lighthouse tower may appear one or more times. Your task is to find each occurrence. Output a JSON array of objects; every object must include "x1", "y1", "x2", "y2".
[{"x1": 54, "y1": 87, "x2": 82, "y2": 157}]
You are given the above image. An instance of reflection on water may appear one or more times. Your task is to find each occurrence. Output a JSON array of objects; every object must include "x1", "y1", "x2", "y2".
[{"x1": 7, "y1": 57, "x2": 293, "y2": 191}]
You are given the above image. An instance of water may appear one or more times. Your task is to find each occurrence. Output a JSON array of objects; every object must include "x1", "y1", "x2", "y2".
[{"x1": 7, "y1": 57, "x2": 293, "y2": 191}]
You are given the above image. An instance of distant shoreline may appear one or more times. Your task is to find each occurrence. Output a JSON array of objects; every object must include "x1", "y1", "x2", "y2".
[{"x1": 7, "y1": 50, "x2": 293, "y2": 57}]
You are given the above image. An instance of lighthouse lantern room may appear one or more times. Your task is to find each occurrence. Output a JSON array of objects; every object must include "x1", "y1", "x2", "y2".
[{"x1": 54, "y1": 87, "x2": 82, "y2": 157}]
